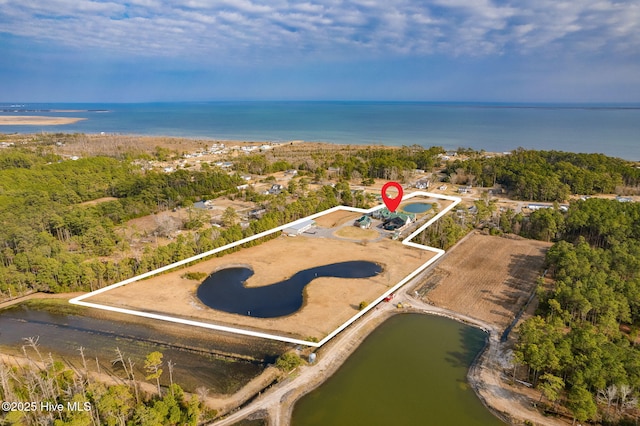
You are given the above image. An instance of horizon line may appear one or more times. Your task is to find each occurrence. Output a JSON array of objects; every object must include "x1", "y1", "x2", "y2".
[{"x1": 3, "y1": 100, "x2": 640, "y2": 107}]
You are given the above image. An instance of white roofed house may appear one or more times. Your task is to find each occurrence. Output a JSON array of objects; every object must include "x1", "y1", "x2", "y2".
[{"x1": 283, "y1": 220, "x2": 316, "y2": 236}]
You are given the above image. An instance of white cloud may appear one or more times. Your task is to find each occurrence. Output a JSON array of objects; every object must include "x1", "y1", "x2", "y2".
[
  {"x1": 293, "y1": 2, "x2": 325, "y2": 13},
  {"x1": 0, "y1": 0, "x2": 638, "y2": 63}
]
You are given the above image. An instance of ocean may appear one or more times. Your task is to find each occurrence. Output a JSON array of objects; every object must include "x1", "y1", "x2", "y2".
[{"x1": 1, "y1": 101, "x2": 639, "y2": 160}]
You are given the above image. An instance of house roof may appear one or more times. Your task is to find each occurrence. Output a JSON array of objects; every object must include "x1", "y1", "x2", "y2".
[
  {"x1": 287, "y1": 219, "x2": 315, "y2": 231},
  {"x1": 356, "y1": 215, "x2": 371, "y2": 224}
]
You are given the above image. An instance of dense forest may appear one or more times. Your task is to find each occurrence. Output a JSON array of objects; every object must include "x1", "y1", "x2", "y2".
[
  {"x1": 444, "y1": 149, "x2": 640, "y2": 201},
  {"x1": 515, "y1": 198, "x2": 640, "y2": 423}
]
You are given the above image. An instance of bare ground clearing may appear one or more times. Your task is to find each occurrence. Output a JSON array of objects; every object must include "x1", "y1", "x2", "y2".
[
  {"x1": 313, "y1": 210, "x2": 360, "y2": 228},
  {"x1": 112, "y1": 197, "x2": 257, "y2": 259},
  {"x1": 78, "y1": 196, "x2": 118, "y2": 206},
  {"x1": 420, "y1": 233, "x2": 551, "y2": 330},
  {"x1": 120, "y1": 197, "x2": 255, "y2": 238},
  {"x1": 87, "y1": 234, "x2": 431, "y2": 340}
]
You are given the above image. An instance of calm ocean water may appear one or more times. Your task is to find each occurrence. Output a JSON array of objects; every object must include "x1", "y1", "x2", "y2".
[{"x1": 1, "y1": 102, "x2": 639, "y2": 160}]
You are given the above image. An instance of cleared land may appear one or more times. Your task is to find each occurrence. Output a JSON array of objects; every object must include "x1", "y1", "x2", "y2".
[
  {"x1": 0, "y1": 116, "x2": 86, "y2": 125},
  {"x1": 88, "y1": 233, "x2": 432, "y2": 340},
  {"x1": 419, "y1": 233, "x2": 551, "y2": 329},
  {"x1": 334, "y1": 226, "x2": 379, "y2": 240},
  {"x1": 78, "y1": 196, "x2": 118, "y2": 206},
  {"x1": 314, "y1": 210, "x2": 361, "y2": 228}
]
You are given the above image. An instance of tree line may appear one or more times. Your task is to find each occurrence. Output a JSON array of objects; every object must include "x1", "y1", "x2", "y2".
[
  {"x1": 514, "y1": 198, "x2": 640, "y2": 423},
  {"x1": 444, "y1": 149, "x2": 640, "y2": 201}
]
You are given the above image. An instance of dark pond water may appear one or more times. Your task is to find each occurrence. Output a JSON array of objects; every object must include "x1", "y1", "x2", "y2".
[
  {"x1": 292, "y1": 314, "x2": 503, "y2": 426},
  {"x1": 0, "y1": 303, "x2": 285, "y2": 394},
  {"x1": 197, "y1": 261, "x2": 382, "y2": 318},
  {"x1": 402, "y1": 202, "x2": 432, "y2": 213}
]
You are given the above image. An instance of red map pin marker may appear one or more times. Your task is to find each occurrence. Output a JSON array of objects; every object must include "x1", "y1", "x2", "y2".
[{"x1": 381, "y1": 182, "x2": 403, "y2": 212}]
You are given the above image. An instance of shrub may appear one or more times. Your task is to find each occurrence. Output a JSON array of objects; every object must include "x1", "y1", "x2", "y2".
[
  {"x1": 275, "y1": 352, "x2": 304, "y2": 372},
  {"x1": 181, "y1": 271, "x2": 207, "y2": 281}
]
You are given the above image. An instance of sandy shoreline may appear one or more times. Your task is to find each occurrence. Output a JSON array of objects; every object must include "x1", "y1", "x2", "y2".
[{"x1": 0, "y1": 115, "x2": 86, "y2": 125}]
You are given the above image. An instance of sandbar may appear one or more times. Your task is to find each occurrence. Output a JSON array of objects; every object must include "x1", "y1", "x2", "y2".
[{"x1": 0, "y1": 116, "x2": 86, "y2": 125}]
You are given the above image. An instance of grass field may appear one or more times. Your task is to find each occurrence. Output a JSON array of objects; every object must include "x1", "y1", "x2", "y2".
[{"x1": 334, "y1": 226, "x2": 379, "y2": 240}]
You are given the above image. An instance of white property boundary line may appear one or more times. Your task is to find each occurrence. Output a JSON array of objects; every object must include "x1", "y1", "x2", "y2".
[{"x1": 70, "y1": 191, "x2": 461, "y2": 348}]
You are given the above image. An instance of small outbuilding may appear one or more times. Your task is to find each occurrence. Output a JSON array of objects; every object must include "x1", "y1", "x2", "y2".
[
  {"x1": 283, "y1": 220, "x2": 316, "y2": 236},
  {"x1": 354, "y1": 215, "x2": 372, "y2": 229}
]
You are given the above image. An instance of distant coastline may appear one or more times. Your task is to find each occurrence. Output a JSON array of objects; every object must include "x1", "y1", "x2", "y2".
[{"x1": 1, "y1": 101, "x2": 638, "y2": 160}]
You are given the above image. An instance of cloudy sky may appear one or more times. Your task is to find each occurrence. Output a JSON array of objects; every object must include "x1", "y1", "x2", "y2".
[{"x1": 1, "y1": 0, "x2": 639, "y2": 102}]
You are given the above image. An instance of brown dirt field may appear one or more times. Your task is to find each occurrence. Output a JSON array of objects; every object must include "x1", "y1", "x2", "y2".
[
  {"x1": 421, "y1": 233, "x2": 551, "y2": 330},
  {"x1": 123, "y1": 210, "x2": 187, "y2": 235},
  {"x1": 88, "y1": 234, "x2": 431, "y2": 341},
  {"x1": 334, "y1": 227, "x2": 379, "y2": 240},
  {"x1": 313, "y1": 211, "x2": 360, "y2": 228}
]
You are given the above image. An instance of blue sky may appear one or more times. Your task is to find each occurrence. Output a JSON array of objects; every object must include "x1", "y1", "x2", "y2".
[{"x1": 0, "y1": 0, "x2": 639, "y2": 102}]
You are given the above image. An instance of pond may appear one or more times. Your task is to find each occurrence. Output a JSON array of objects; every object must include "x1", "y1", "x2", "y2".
[
  {"x1": 401, "y1": 202, "x2": 432, "y2": 214},
  {"x1": 0, "y1": 302, "x2": 284, "y2": 394},
  {"x1": 292, "y1": 314, "x2": 503, "y2": 426},
  {"x1": 197, "y1": 261, "x2": 382, "y2": 318}
]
